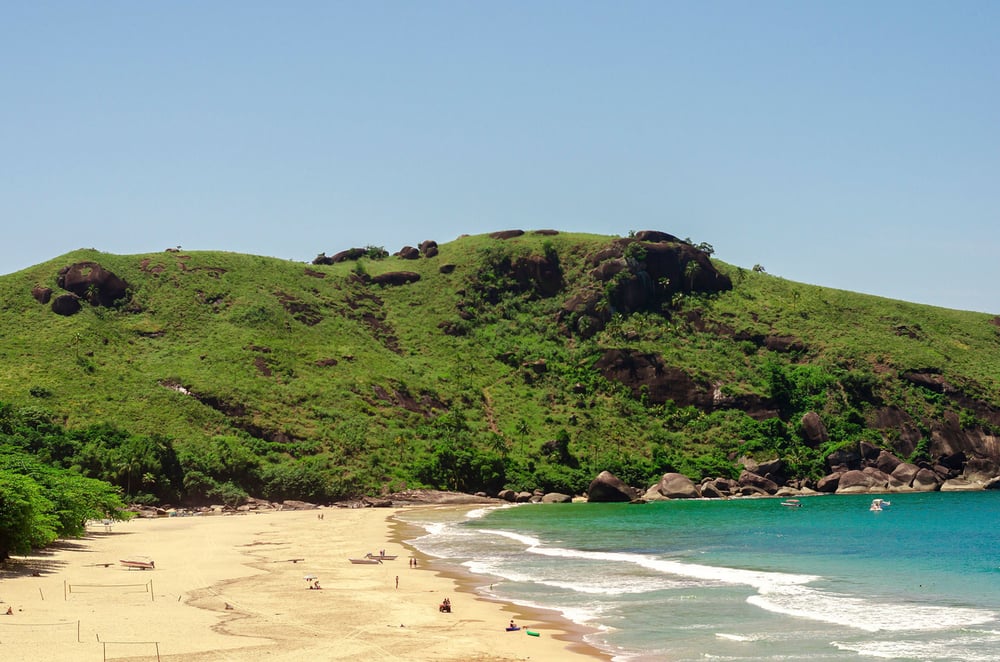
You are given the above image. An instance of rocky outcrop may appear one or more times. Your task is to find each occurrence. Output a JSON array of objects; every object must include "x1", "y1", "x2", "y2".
[
  {"x1": 643, "y1": 473, "x2": 700, "y2": 500},
  {"x1": 32, "y1": 286, "x2": 52, "y2": 304},
  {"x1": 51, "y1": 293, "x2": 82, "y2": 316},
  {"x1": 835, "y1": 468, "x2": 891, "y2": 494},
  {"x1": 313, "y1": 248, "x2": 366, "y2": 265},
  {"x1": 490, "y1": 230, "x2": 524, "y2": 240},
  {"x1": 558, "y1": 233, "x2": 731, "y2": 337},
  {"x1": 511, "y1": 254, "x2": 563, "y2": 298},
  {"x1": 800, "y1": 412, "x2": 829, "y2": 447},
  {"x1": 587, "y1": 471, "x2": 639, "y2": 502},
  {"x1": 55, "y1": 261, "x2": 131, "y2": 307},
  {"x1": 370, "y1": 272, "x2": 421, "y2": 286},
  {"x1": 738, "y1": 470, "x2": 779, "y2": 495},
  {"x1": 594, "y1": 350, "x2": 714, "y2": 409},
  {"x1": 419, "y1": 240, "x2": 438, "y2": 258}
]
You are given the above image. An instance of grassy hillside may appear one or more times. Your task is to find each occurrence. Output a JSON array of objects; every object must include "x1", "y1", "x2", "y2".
[{"x1": 2, "y1": 231, "x2": 998, "y2": 504}]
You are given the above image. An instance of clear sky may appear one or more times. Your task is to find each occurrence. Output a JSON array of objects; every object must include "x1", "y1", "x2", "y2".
[{"x1": 4, "y1": 2, "x2": 998, "y2": 313}]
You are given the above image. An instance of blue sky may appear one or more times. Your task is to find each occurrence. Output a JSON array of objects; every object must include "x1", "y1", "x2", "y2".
[{"x1": 4, "y1": 2, "x2": 998, "y2": 312}]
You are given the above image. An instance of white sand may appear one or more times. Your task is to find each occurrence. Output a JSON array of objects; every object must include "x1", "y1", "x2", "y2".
[{"x1": 0, "y1": 507, "x2": 608, "y2": 661}]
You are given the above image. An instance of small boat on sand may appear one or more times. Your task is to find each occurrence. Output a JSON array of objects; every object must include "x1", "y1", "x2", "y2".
[
  {"x1": 349, "y1": 557, "x2": 382, "y2": 565},
  {"x1": 120, "y1": 556, "x2": 155, "y2": 570},
  {"x1": 366, "y1": 552, "x2": 397, "y2": 561}
]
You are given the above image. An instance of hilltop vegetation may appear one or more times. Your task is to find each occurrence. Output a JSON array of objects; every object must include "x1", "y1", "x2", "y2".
[{"x1": 1, "y1": 230, "x2": 999, "y2": 508}]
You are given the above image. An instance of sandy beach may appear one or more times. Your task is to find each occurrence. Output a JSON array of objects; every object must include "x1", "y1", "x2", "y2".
[{"x1": 0, "y1": 507, "x2": 608, "y2": 661}]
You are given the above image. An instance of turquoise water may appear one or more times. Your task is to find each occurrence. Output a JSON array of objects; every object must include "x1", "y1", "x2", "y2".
[{"x1": 399, "y1": 491, "x2": 1000, "y2": 661}]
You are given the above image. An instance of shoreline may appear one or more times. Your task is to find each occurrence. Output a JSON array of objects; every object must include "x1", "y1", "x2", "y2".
[
  {"x1": 389, "y1": 507, "x2": 612, "y2": 661},
  {"x1": 0, "y1": 506, "x2": 608, "y2": 661}
]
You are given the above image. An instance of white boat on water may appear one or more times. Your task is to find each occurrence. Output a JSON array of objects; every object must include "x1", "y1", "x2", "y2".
[
  {"x1": 870, "y1": 498, "x2": 891, "y2": 511},
  {"x1": 780, "y1": 499, "x2": 802, "y2": 508}
]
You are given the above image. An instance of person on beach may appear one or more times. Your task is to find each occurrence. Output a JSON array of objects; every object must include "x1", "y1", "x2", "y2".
[{"x1": 395, "y1": 575, "x2": 399, "y2": 589}]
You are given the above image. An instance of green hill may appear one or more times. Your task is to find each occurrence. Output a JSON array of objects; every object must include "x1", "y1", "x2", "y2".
[{"x1": 2, "y1": 230, "x2": 999, "y2": 505}]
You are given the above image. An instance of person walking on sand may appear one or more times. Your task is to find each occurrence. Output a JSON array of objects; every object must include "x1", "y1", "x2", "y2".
[{"x1": 395, "y1": 575, "x2": 399, "y2": 589}]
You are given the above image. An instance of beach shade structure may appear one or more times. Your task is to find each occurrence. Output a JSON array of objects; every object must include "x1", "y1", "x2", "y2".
[{"x1": 303, "y1": 575, "x2": 317, "y2": 581}]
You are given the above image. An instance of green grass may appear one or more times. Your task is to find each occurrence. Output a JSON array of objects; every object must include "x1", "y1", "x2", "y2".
[{"x1": 2, "y1": 231, "x2": 998, "y2": 501}]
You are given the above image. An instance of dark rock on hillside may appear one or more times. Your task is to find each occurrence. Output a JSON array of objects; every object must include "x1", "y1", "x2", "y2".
[
  {"x1": 901, "y1": 369, "x2": 950, "y2": 393},
  {"x1": 532, "y1": 229, "x2": 559, "y2": 236},
  {"x1": 32, "y1": 286, "x2": 52, "y2": 304},
  {"x1": 56, "y1": 261, "x2": 130, "y2": 307},
  {"x1": 594, "y1": 349, "x2": 714, "y2": 409},
  {"x1": 419, "y1": 240, "x2": 438, "y2": 257},
  {"x1": 51, "y1": 293, "x2": 82, "y2": 316},
  {"x1": 800, "y1": 412, "x2": 829, "y2": 447},
  {"x1": 439, "y1": 264, "x2": 456, "y2": 274},
  {"x1": 313, "y1": 248, "x2": 366, "y2": 265},
  {"x1": 397, "y1": 246, "x2": 420, "y2": 260},
  {"x1": 633, "y1": 230, "x2": 683, "y2": 243},
  {"x1": 763, "y1": 335, "x2": 806, "y2": 353},
  {"x1": 490, "y1": 230, "x2": 524, "y2": 240},
  {"x1": 826, "y1": 447, "x2": 861, "y2": 473},
  {"x1": 511, "y1": 254, "x2": 563, "y2": 297},
  {"x1": 371, "y1": 271, "x2": 421, "y2": 286},
  {"x1": 587, "y1": 471, "x2": 639, "y2": 502},
  {"x1": 560, "y1": 234, "x2": 731, "y2": 337}
]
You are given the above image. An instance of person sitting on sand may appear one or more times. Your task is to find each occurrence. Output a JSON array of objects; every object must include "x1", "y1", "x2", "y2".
[
  {"x1": 509, "y1": 619, "x2": 517, "y2": 629},
  {"x1": 313, "y1": 580, "x2": 321, "y2": 590}
]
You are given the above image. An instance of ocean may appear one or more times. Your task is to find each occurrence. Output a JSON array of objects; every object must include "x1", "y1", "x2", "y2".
[{"x1": 398, "y1": 491, "x2": 1000, "y2": 661}]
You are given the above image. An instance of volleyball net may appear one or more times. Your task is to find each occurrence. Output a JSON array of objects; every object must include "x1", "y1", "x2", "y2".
[{"x1": 65, "y1": 579, "x2": 154, "y2": 601}]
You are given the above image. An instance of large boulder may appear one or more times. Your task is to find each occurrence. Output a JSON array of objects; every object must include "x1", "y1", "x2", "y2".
[
  {"x1": 32, "y1": 286, "x2": 53, "y2": 304},
  {"x1": 645, "y1": 473, "x2": 700, "y2": 500},
  {"x1": 890, "y1": 462, "x2": 919, "y2": 486},
  {"x1": 56, "y1": 261, "x2": 130, "y2": 307},
  {"x1": 911, "y1": 468, "x2": 941, "y2": 491},
  {"x1": 800, "y1": 412, "x2": 829, "y2": 447},
  {"x1": 815, "y1": 473, "x2": 842, "y2": 493},
  {"x1": 836, "y1": 468, "x2": 891, "y2": 494},
  {"x1": 826, "y1": 446, "x2": 862, "y2": 473},
  {"x1": 540, "y1": 492, "x2": 573, "y2": 503},
  {"x1": 940, "y1": 477, "x2": 981, "y2": 491},
  {"x1": 587, "y1": 471, "x2": 638, "y2": 502},
  {"x1": 370, "y1": 271, "x2": 421, "y2": 286},
  {"x1": 419, "y1": 240, "x2": 439, "y2": 258},
  {"x1": 875, "y1": 450, "x2": 903, "y2": 475},
  {"x1": 51, "y1": 293, "x2": 82, "y2": 316},
  {"x1": 738, "y1": 470, "x2": 779, "y2": 495},
  {"x1": 963, "y1": 457, "x2": 1000, "y2": 483}
]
